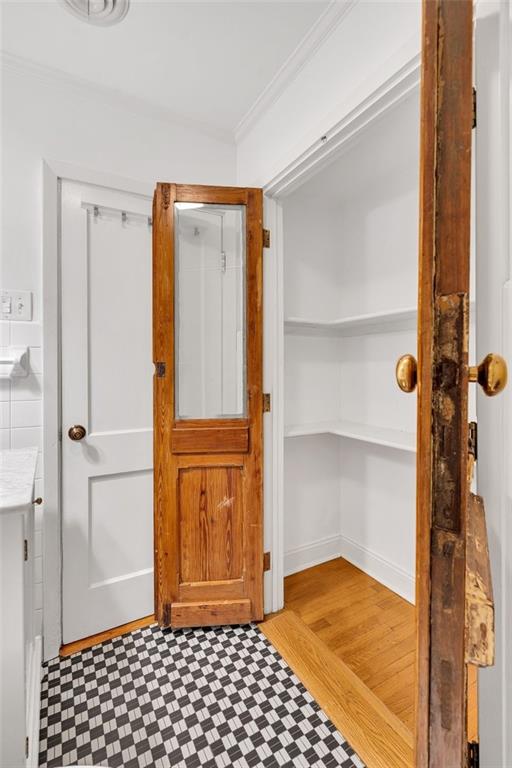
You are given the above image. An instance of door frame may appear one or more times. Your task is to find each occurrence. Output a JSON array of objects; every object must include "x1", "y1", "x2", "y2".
[{"x1": 41, "y1": 159, "x2": 153, "y2": 660}]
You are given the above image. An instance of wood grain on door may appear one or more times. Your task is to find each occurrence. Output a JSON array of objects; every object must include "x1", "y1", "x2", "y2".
[
  {"x1": 153, "y1": 183, "x2": 264, "y2": 629},
  {"x1": 415, "y1": 1, "x2": 474, "y2": 765}
]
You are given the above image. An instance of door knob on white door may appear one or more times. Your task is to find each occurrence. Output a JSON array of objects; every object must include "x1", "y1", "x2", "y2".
[{"x1": 68, "y1": 425, "x2": 86, "y2": 441}]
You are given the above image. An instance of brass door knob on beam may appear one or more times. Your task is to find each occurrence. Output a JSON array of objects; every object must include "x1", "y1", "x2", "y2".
[
  {"x1": 396, "y1": 354, "x2": 418, "y2": 393},
  {"x1": 469, "y1": 354, "x2": 508, "y2": 396}
]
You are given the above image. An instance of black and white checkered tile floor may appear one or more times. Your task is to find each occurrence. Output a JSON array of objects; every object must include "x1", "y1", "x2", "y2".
[{"x1": 39, "y1": 623, "x2": 365, "y2": 768}]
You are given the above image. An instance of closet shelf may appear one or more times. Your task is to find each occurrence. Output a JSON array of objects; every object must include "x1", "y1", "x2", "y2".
[
  {"x1": 284, "y1": 306, "x2": 417, "y2": 336},
  {"x1": 284, "y1": 419, "x2": 416, "y2": 453},
  {"x1": 284, "y1": 300, "x2": 476, "y2": 337}
]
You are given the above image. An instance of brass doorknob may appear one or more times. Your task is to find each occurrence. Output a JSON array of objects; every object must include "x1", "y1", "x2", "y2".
[
  {"x1": 469, "y1": 353, "x2": 508, "y2": 396},
  {"x1": 68, "y1": 424, "x2": 86, "y2": 441},
  {"x1": 396, "y1": 354, "x2": 418, "y2": 393}
]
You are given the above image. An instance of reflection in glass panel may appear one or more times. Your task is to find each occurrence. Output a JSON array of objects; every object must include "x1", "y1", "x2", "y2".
[{"x1": 175, "y1": 203, "x2": 246, "y2": 419}]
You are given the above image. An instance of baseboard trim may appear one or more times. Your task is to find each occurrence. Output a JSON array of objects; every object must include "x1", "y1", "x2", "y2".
[
  {"x1": 26, "y1": 634, "x2": 42, "y2": 768},
  {"x1": 339, "y1": 534, "x2": 415, "y2": 604},
  {"x1": 60, "y1": 614, "x2": 155, "y2": 657},
  {"x1": 284, "y1": 535, "x2": 343, "y2": 577},
  {"x1": 285, "y1": 533, "x2": 415, "y2": 603}
]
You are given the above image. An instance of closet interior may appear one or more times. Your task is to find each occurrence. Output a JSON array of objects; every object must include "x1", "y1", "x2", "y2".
[
  {"x1": 280, "y1": 90, "x2": 420, "y2": 730},
  {"x1": 278, "y1": 83, "x2": 477, "y2": 735}
]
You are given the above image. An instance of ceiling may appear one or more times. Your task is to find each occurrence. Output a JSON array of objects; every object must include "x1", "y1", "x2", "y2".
[{"x1": 1, "y1": 0, "x2": 329, "y2": 138}]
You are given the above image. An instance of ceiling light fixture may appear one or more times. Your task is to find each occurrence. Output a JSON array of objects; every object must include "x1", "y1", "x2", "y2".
[{"x1": 60, "y1": 0, "x2": 130, "y2": 26}]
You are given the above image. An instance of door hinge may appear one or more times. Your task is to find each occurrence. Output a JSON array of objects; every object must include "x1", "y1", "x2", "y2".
[
  {"x1": 468, "y1": 741, "x2": 479, "y2": 768},
  {"x1": 263, "y1": 551, "x2": 271, "y2": 572},
  {"x1": 24, "y1": 539, "x2": 28, "y2": 561},
  {"x1": 263, "y1": 228, "x2": 271, "y2": 248},
  {"x1": 25, "y1": 737, "x2": 29, "y2": 759},
  {"x1": 472, "y1": 87, "x2": 477, "y2": 129},
  {"x1": 468, "y1": 421, "x2": 478, "y2": 461},
  {"x1": 262, "y1": 393, "x2": 271, "y2": 413},
  {"x1": 155, "y1": 362, "x2": 166, "y2": 378}
]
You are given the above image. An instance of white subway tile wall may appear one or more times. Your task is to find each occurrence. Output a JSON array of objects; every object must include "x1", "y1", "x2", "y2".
[{"x1": 1, "y1": 319, "x2": 44, "y2": 635}]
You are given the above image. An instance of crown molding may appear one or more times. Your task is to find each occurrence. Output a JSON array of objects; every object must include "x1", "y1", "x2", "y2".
[
  {"x1": 234, "y1": 0, "x2": 358, "y2": 143},
  {"x1": 0, "y1": 50, "x2": 234, "y2": 145}
]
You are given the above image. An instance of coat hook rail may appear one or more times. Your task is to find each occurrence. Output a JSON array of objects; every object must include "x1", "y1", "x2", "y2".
[{"x1": 83, "y1": 202, "x2": 151, "y2": 225}]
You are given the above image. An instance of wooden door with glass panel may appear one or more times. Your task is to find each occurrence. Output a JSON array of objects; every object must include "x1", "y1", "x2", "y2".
[
  {"x1": 153, "y1": 184, "x2": 264, "y2": 629},
  {"x1": 398, "y1": 1, "x2": 507, "y2": 765}
]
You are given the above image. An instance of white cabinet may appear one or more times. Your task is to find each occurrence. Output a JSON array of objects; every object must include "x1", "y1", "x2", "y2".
[{"x1": 0, "y1": 448, "x2": 40, "y2": 768}]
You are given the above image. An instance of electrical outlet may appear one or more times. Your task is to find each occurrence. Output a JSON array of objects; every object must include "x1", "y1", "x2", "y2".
[{"x1": 1, "y1": 290, "x2": 32, "y2": 321}]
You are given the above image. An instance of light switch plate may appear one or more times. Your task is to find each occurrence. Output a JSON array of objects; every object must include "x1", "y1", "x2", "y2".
[{"x1": 1, "y1": 290, "x2": 32, "y2": 321}]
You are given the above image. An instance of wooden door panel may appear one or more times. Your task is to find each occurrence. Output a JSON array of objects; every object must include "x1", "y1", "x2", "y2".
[
  {"x1": 170, "y1": 599, "x2": 252, "y2": 629},
  {"x1": 172, "y1": 424, "x2": 249, "y2": 453},
  {"x1": 178, "y1": 465, "x2": 244, "y2": 583},
  {"x1": 153, "y1": 182, "x2": 264, "y2": 629}
]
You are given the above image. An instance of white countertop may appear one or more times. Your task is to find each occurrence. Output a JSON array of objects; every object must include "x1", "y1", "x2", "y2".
[{"x1": 0, "y1": 447, "x2": 38, "y2": 511}]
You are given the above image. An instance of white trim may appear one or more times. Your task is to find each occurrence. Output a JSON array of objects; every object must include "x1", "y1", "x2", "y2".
[
  {"x1": 339, "y1": 534, "x2": 415, "y2": 604},
  {"x1": 1, "y1": 51, "x2": 233, "y2": 145},
  {"x1": 42, "y1": 161, "x2": 61, "y2": 661},
  {"x1": 283, "y1": 534, "x2": 416, "y2": 604},
  {"x1": 26, "y1": 635, "x2": 42, "y2": 768},
  {"x1": 235, "y1": 0, "x2": 358, "y2": 142},
  {"x1": 42, "y1": 159, "x2": 152, "y2": 660},
  {"x1": 263, "y1": 53, "x2": 420, "y2": 198},
  {"x1": 475, "y1": 3, "x2": 512, "y2": 763},
  {"x1": 46, "y1": 159, "x2": 154, "y2": 199},
  {"x1": 273, "y1": 201, "x2": 285, "y2": 613},
  {"x1": 284, "y1": 535, "x2": 343, "y2": 578},
  {"x1": 262, "y1": 197, "x2": 285, "y2": 614}
]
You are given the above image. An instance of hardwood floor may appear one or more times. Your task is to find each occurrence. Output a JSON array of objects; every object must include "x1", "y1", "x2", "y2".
[
  {"x1": 262, "y1": 610, "x2": 413, "y2": 768},
  {"x1": 283, "y1": 558, "x2": 416, "y2": 730}
]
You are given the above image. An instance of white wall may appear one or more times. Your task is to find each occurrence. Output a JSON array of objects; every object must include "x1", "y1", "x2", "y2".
[
  {"x1": 474, "y1": 3, "x2": 512, "y2": 765},
  {"x1": 0, "y1": 63, "x2": 236, "y2": 641},
  {"x1": 283, "y1": 195, "x2": 344, "y2": 320},
  {"x1": 284, "y1": 435, "x2": 344, "y2": 576},
  {"x1": 236, "y1": 0, "x2": 421, "y2": 188}
]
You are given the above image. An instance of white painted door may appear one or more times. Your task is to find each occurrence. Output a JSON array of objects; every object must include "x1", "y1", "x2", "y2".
[{"x1": 61, "y1": 180, "x2": 153, "y2": 643}]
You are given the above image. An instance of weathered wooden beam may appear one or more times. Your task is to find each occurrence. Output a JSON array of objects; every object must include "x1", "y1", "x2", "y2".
[{"x1": 465, "y1": 493, "x2": 495, "y2": 667}]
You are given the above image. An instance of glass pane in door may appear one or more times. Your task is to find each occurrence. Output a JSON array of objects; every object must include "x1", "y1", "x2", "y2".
[{"x1": 174, "y1": 202, "x2": 246, "y2": 419}]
